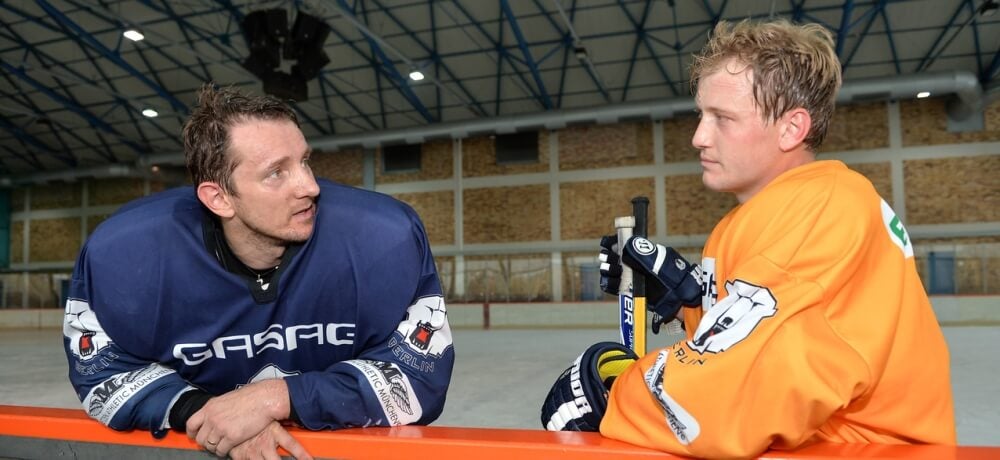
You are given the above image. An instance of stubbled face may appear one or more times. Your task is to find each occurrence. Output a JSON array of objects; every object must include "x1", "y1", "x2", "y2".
[
  {"x1": 225, "y1": 119, "x2": 320, "y2": 246},
  {"x1": 692, "y1": 59, "x2": 787, "y2": 203}
]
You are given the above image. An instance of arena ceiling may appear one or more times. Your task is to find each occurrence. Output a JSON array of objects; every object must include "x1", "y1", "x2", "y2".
[{"x1": 1, "y1": 0, "x2": 998, "y2": 181}]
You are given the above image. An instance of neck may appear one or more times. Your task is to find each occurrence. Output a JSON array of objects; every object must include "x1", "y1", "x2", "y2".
[
  {"x1": 220, "y1": 221, "x2": 285, "y2": 270},
  {"x1": 736, "y1": 148, "x2": 815, "y2": 203}
]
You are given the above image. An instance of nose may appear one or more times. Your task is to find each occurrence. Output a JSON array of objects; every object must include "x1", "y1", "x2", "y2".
[
  {"x1": 295, "y1": 164, "x2": 320, "y2": 199},
  {"x1": 691, "y1": 117, "x2": 710, "y2": 150}
]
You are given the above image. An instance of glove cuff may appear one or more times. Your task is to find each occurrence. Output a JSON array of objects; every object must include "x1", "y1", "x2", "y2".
[{"x1": 540, "y1": 342, "x2": 638, "y2": 431}]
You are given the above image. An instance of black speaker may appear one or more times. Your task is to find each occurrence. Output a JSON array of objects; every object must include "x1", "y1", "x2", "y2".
[
  {"x1": 263, "y1": 71, "x2": 308, "y2": 102},
  {"x1": 262, "y1": 9, "x2": 288, "y2": 40},
  {"x1": 241, "y1": 10, "x2": 287, "y2": 78},
  {"x1": 292, "y1": 49, "x2": 330, "y2": 80},
  {"x1": 242, "y1": 8, "x2": 328, "y2": 99},
  {"x1": 241, "y1": 10, "x2": 287, "y2": 49},
  {"x1": 242, "y1": 53, "x2": 277, "y2": 79},
  {"x1": 284, "y1": 13, "x2": 330, "y2": 60}
]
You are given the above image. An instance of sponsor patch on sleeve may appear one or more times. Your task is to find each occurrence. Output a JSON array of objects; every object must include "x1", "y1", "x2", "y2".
[
  {"x1": 346, "y1": 360, "x2": 423, "y2": 426},
  {"x1": 83, "y1": 364, "x2": 175, "y2": 425},
  {"x1": 643, "y1": 350, "x2": 700, "y2": 445}
]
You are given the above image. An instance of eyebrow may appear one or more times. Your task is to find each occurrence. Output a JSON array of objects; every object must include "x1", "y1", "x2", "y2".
[
  {"x1": 261, "y1": 147, "x2": 311, "y2": 171},
  {"x1": 260, "y1": 156, "x2": 290, "y2": 172},
  {"x1": 697, "y1": 104, "x2": 739, "y2": 117}
]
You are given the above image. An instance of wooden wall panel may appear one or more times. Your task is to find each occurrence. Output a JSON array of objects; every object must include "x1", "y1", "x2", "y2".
[
  {"x1": 147, "y1": 180, "x2": 170, "y2": 194},
  {"x1": 559, "y1": 122, "x2": 653, "y2": 170},
  {"x1": 391, "y1": 191, "x2": 455, "y2": 246},
  {"x1": 464, "y1": 185, "x2": 549, "y2": 243},
  {"x1": 559, "y1": 178, "x2": 655, "y2": 240},
  {"x1": 663, "y1": 116, "x2": 700, "y2": 162},
  {"x1": 848, "y1": 162, "x2": 893, "y2": 203},
  {"x1": 664, "y1": 174, "x2": 738, "y2": 235},
  {"x1": 820, "y1": 102, "x2": 889, "y2": 152},
  {"x1": 901, "y1": 98, "x2": 1000, "y2": 146},
  {"x1": 29, "y1": 183, "x2": 80, "y2": 210},
  {"x1": 29, "y1": 218, "x2": 80, "y2": 262},
  {"x1": 377, "y1": 140, "x2": 453, "y2": 184},
  {"x1": 10, "y1": 222, "x2": 22, "y2": 264},
  {"x1": 311, "y1": 148, "x2": 364, "y2": 187},
  {"x1": 463, "y1": 135, "x2": 549, "y2": 178},
  {"x1": 87, "y1": 214, "x2": 112, "y2": 236},
  {"x1": 89, "y1": 178, "x2": 144, "y2": 206},
  {"x1": 915, "y1": 236, "x2": 1000, "y2": 245},
  {"x1": 904, "y1": 155, "x2": 1000, "y2": 225}
]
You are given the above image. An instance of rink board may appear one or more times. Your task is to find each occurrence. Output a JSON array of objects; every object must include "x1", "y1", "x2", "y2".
[{"x1": 2, "y1": 405, "x2": 999, "y2": 460}]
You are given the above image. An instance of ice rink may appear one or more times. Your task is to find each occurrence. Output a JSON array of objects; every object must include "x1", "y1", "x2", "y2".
[{"x1": 1, "y1": 325, "x2": 996, "y2": 446}]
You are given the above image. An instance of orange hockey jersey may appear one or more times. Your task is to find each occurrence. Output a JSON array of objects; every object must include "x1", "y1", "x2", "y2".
[{"x1": 601, "y1": 160, "x2": 955, "y2": 458}]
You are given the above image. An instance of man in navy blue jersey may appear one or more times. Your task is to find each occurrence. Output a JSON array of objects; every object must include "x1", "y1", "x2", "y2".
[{"x1": 63, "y1": 84, "x2": 454, "y2": 459}]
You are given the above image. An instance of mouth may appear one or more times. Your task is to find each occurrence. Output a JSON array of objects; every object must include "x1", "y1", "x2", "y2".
[{"x1": 293, "y1": 203, "x2": 315, "y2": 219}]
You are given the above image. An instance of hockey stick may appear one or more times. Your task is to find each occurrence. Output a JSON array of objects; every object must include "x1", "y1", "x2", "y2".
[
  {"x1": 631, "y1": 196, "x2": 649, "y2": 357},
  {"x1": 614, "y1": 215, "x2": 636, "y2": 353}
]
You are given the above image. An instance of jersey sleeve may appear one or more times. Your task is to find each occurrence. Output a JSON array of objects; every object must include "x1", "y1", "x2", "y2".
[
  {"x1": 601, "y1": 178, "x2": 876, "y2": 458},
  {"x1": 283, "y1": 207, "x2": 455, "y2": 430},
  {"x1": 63, "y1": 248, "x2": 196, "y2": 438}
]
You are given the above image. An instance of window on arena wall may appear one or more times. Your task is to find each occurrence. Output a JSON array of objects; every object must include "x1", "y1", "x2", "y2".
[
  {"x1": 495, "y1": 131, "x2": 538, "y2": 165},
  {"x1": 382, "y1": 144, "x2": 421, "y2": 174}
]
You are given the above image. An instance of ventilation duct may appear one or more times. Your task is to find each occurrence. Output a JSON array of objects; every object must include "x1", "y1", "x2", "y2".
[{"x1": 836, "y1": 70, "x2": 982, "y2": 122}]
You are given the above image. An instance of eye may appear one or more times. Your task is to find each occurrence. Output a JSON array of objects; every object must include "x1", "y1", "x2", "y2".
[{"x1": 267, "y1": 169, "x2": 283, "y2": 179}]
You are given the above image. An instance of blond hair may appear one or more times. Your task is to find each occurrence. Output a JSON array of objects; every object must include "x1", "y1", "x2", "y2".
[{"x1": 690, "y1": 19, "x2": 842, "y2": 150}]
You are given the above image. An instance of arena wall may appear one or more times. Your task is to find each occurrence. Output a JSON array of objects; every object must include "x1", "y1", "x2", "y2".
[{"x1": 3, "y1": 98, "x2": 998, "y2": 311}]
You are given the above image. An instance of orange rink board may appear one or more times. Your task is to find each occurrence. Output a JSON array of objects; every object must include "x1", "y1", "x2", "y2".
[{"x1": 1, "y1": 405, "x2": 998, "y2": 459}]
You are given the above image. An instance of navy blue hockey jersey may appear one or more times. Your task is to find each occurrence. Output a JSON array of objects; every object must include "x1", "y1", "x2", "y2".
[{"x1": 63, "y1": 179, "x2": 454, "y2": 435}]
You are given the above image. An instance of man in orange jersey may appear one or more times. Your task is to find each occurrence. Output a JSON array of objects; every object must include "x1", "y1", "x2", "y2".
[{"x1": 542, "y1": 19, "x2": 955, "y2": 458}]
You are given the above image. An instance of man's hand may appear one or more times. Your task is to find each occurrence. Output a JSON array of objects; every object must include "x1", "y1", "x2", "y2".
[
  {"x1": 187, "y1": 379, "x2": 292, "y2": 457},
  {"x1": 598, "y1": 235, "x2": 623, "y2": 295},
  {"x1": 228, "y1": 421, "x2": 313, "y2": 460},
  {"x1": 541, "y1": 342, "x2": 638, "y2": 431},
  {"x1": 620, "y1": 236, "x2": 703, "y2": 332}
]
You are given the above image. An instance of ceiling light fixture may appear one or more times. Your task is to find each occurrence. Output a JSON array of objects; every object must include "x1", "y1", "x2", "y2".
[
  {"x1": 408, "y1": 70, "x2": 425, "y2": 81},
  {"x1": 916, "y1": 91, "x2": 931, "y2": 98},
  {"x1": 123, "y1": 29, "x2": 145, "y2": 42},
  {"x1": 141, "y1": 108, "x2": 158, "y2": 118}
]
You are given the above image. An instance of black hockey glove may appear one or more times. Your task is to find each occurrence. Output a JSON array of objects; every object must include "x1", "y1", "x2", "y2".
[
  {"x1": 540, "y1": 342, "x2": 638, "y2": 432},
  {"x1": 598, "y1": 235, "x2": 623, "y2": 295},
  {"x1": 620, "y1": 236, "x2": 703, "y2": 333}
]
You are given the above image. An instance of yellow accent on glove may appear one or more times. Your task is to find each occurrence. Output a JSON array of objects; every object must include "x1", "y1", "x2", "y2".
[{"x1": 597, "y1": 350, "x2": 636, "y2": 382}]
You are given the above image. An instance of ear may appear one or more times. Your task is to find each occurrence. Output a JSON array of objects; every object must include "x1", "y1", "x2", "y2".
[
  {"x1": 778, "y1": 108, "x2": 812, "y2": 152},
  {"x1": 196, "y1": 182, "x2": 235, "y2": 218}
]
